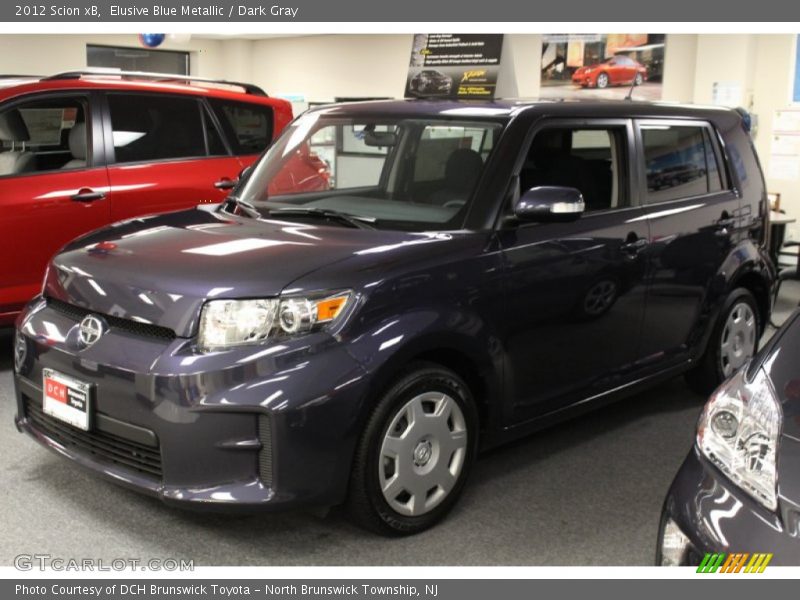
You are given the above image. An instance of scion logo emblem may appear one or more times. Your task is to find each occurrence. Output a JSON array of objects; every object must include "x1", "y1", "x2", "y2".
[{"x1": 78, "y1": 315, "x2": 105, "y2": 348}]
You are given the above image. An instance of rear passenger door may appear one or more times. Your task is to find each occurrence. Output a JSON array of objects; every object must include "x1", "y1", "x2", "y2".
[
  {"x1": 635, "y1": 119, "x2": 741, "y2": 367},
  {"x1": 101, "y1": 92, "x2": 244, "y2": 222},
  {"x1": 0, "y1": 91, "x2": 110, "y2": 318}
]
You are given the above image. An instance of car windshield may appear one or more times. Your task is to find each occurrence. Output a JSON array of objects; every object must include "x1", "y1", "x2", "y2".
[{"x1": 236, "y1": 111, "x2": 503, "y2": 231}]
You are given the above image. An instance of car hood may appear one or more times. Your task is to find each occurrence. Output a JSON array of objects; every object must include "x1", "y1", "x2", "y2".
[{"x1": 44, "y1": 207, "x2": 437, "y2": 337}]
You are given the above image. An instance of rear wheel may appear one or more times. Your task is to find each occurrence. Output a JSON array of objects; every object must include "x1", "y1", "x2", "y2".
[
  {"x1": 596, "y1": 72, "x2": 609, "y2": 88},
  {"x1": 346, "y1": 363, "x2": 477, "y2": 535},
  {"x1": 685, "y1": 288, "x2": 759, "y2": 395},
  {"x1": 634, "y1": 73, "x2": 644, "y2": 86}
]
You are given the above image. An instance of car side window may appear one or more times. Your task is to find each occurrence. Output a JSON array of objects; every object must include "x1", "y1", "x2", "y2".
[
  {"x1": 209, "y1": 99, "x2": 273, "y2": 156},
  {"x1": 0, "y1": 96, "x2": 89, "y2": 177},
  {"x1": 107, "y1": 94, "x2": 207, "y2": 164},
  {"x1": 641, "y1": 123, "x2": 726, "y2": 203},
  {"x1": 519, "y1": 126, "x2": 629, "y2": 212}
]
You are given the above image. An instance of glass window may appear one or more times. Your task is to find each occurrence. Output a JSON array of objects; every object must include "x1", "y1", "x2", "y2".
[
  {"x1": 704, "y1": 129, "x2": 724, "y2": 193},
  {"x1": 520, "y1": 126, "x2": 626, "y2": 212},
  {"x1": 0, "y1": 97, "x2": 88, "y2": 176},
  {"x1": 209, "y1": 99, "x2": 273, "y2": 155},
  {"x1": 642, "y1": 124, "x2": 723, "y2": 203},
  {"x1": 236, "y1": 114, "x2": 502, "y2": 231},
  {"x1": 203, "y1": 108, "x2": 227, "y2": 156},
  {"x1": 108, "y1": 94, "x2": 206, "y2": 164},
  {"x1": 413, "y1": 125, "x2": 492, "y2": 182}
]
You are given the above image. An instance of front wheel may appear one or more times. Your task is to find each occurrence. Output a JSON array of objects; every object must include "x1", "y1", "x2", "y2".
[
  {"x1": 346, "y1": 363, "x2": 478, "y2": 535},
  {"x1": 685, "y1": 288, "x2": 759, "y2": 395},
  {"x1": 596, "y1": 72, "x2": 609, "y2": 88}
]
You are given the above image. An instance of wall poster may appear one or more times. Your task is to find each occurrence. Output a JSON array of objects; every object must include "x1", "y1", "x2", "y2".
[
  {"x1": 406, "y1": 34, "x2": 504, "y2": 99},
  {"x1": 541, "y1": 34, "x2": 666, "y2": 100}
]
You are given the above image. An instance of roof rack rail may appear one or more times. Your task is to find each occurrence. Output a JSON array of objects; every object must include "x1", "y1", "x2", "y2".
[{"x1": 43, "y1": 69, "x2": 267, "y2": 96}]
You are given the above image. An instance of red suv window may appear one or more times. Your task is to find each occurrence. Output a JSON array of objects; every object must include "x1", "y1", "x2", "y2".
[{"x1": 209, "y1": 98, "x2": 274, "y2": 156}]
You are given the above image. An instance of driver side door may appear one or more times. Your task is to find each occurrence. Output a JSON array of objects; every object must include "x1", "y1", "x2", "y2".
[{"x1": 497, "y1": 119, "x2": 651, "y2": 424}]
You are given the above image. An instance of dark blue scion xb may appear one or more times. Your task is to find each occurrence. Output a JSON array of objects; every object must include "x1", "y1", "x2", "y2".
[{"x1": 13, "y1": 98, "x2": 774, "y2": 534}]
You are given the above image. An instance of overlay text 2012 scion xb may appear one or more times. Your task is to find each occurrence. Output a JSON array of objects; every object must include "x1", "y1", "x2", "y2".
[{"x1": 13, "y1": 99, "x2": 775, "y2": 535}]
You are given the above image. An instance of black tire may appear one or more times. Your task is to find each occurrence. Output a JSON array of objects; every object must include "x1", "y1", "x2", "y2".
[
  {"x1": 685, "y1": 288, "x2": 760, "y2": 395},
  {"x1": 346, "y1": 362, "x2": 478, "y2": 535}
]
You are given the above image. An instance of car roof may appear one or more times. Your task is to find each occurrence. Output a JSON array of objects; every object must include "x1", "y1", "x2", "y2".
[
  {"x1": 311, "y1": 97, "x2": 742, "y2": 126},
  {"x1": 0, "y1": 73, "x2": 287, "y2": 108}
]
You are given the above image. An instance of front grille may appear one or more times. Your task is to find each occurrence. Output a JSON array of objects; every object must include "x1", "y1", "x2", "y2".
[
  {"x1": 46, "y1": 297, "x2": 176, "y2": 341},
  {"x1": 24, "y1": 396, "x2": 163, "y2": 479},
  {"x1": 258, "y1": 414, "x2": 273, "y2": 487}
]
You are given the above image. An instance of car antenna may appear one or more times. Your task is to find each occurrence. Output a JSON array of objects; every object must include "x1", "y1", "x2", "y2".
[{"x1": 624, "y1": 78, "x2": 636, "y2": 101}]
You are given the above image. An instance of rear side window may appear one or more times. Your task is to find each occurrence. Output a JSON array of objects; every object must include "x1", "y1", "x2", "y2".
[
  {"x1": 641, "y1": 123, "x2": 725, "y2": 203},
  {"x1": 0, "y1": 96, "x2": 89, "y2": 176},
  {"x1": 108, "y1": 94, "x2": 207, "y2": 164},
  {"x1": 209, "y1": 99, "x2": 273, "y2": 155}
]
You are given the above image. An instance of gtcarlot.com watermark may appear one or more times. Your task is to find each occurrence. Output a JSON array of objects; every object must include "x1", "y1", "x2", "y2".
[{"x1": 14, "y1": 554, "x2": 194, "y2": 572}]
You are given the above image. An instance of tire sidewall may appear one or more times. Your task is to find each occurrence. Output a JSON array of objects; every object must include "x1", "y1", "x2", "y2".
[{"x1": 359, "y1": 365, "x2": 478, "y2": 534}]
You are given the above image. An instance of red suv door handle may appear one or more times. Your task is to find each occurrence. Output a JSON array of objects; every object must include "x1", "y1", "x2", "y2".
[
  {"x1": 214, "y1": 178, "x2": 236, "y2": 190},
  {"x1": 71, "y1": 189, "x2": 105, "y2": 203}
]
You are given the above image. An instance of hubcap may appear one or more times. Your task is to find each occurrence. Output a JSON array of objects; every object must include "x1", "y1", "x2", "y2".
[
  {"x1": 379, "y1": 392, "x2": 468, "y2": 517},
  {"x1": 584, "y1": 280, "x2": 617, "y2": 315},
  {"x1": 720, "y1": 302, "x2": 756, "y2": 377}
]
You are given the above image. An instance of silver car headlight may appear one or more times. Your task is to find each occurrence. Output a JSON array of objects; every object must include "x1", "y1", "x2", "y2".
[
  {"x1": 198, "y1": 291, "x2": 351, "y2": 351},
  {"x1": 697, "y1": 366, "x2": 782, "y2": 511}
]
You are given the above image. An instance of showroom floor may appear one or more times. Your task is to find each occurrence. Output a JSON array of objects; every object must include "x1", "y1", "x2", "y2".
[{"x1": 2, "y1": 284, "x2": 797, "y2": 566}]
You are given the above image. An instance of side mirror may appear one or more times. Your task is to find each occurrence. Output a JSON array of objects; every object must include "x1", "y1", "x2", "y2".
[
  {"x1": 514, "y1": 186, "x2": 585, "y2": 222},
  {"x1": 238, "y1": 166, "x2": 252, "y2": 182}
]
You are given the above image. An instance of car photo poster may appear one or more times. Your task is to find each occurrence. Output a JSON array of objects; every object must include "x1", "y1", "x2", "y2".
[
  {"x1": 541, "y1": 34, "x2": 666, "y2": 100},
  {"x1": 406, "y1": 34, "x2": 504, "y2": 99}
]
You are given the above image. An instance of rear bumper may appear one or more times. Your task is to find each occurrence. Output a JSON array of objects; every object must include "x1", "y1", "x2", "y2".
[
  {"x1": 13, "y1": 298, "x2": 370, "y2": 512},
  {"x1": 658, "y1": 447, "x2": 800, "y2": 565}
]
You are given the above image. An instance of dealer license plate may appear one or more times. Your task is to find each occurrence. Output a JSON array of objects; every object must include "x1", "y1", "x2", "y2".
[{"x1": 42, "y1": 368, "x2": 93, "y2": 431}]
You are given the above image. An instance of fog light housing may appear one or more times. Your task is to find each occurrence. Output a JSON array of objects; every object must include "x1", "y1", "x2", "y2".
[{"x1": 659, "y1": 518, "x2": 691, "y2": 566}]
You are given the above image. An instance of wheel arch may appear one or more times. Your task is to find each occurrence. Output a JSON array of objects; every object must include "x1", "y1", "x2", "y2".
[
  {"x1": 360, "y1": 332, "x2": 501, "y2": 436},
  {"x1": 732, "y1": 268, "x2": 772, "y2": 334}
]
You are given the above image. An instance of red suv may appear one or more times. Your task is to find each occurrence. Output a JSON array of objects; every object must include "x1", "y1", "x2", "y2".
[{"x1": 0, "y1": 70, "x2": 329, "y2": 327}]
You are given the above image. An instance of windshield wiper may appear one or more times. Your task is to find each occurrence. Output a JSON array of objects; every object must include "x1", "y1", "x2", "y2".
[
  {"x1": 221, "y1": 196, "x2": 261, "y2": 219},
  {"x1": 268, "y1": 207, "x2": 377, "y2": 230}
]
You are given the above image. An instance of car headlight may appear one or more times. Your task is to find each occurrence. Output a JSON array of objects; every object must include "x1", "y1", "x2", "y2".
[
  {"x1": 697, "y1": 366, "x2": 782, "y2": 510},
  {"x1": 198, "y1": 291, "x2": 351, "y2": 351}
]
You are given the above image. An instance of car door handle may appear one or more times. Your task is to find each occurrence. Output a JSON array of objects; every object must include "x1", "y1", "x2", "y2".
[
  {"x1": 715, "y1": 216, "x2": 736, "y2": 236},
  {"x1": 621, "y1": 237, "x2": 649, "y2": 254},
  {"x1": 71, "y1": 189, "x2": 105, "y2": 203},
  {"x1": 214, "y1": 178, "x2": 236, "y2": 190}
]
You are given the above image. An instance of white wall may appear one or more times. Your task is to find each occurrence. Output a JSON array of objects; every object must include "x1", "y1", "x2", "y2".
[
  {"x1": 0, "y1": 34, "x2": 226, "y2": 78},
  {"x1": 249, "y1": 34, "x2": 412, "y2": 101},
  {"x1": 661, "y1": 34, "x2": 697, "y2": 102}
]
